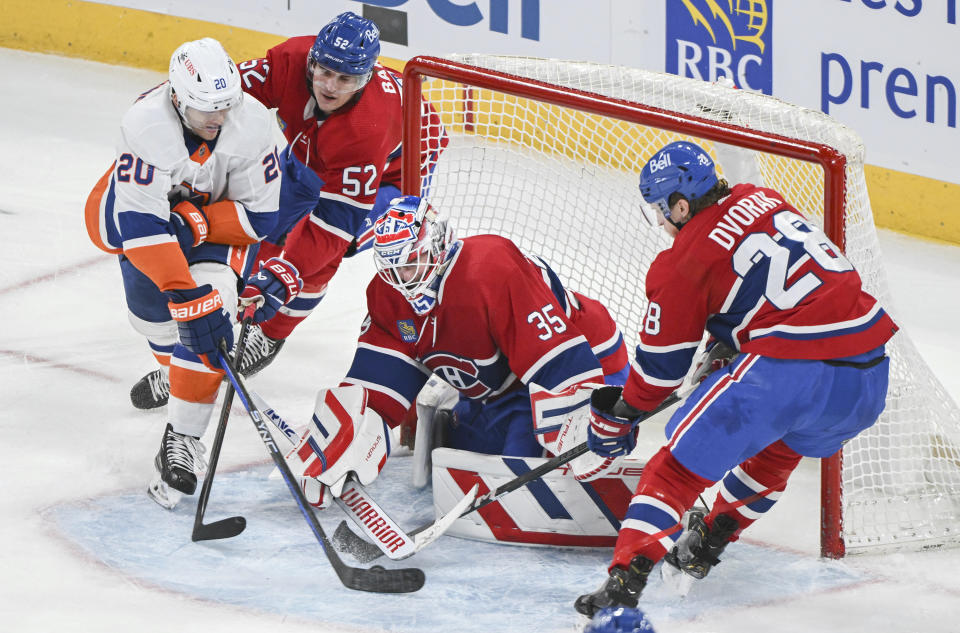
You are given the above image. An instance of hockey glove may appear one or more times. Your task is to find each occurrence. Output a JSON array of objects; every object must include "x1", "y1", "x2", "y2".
[
  {"x1": 239, "y1": 257, "x2": 303, "y2": 323},
  {"x1": 165, "y1": 284, "x2": 234, "y2": 369},
  {"x1": 170, "y1": 200, "x2": 210, "y2": 248},
  {"x1": 588, "y1": 385, "x2": 645, "y2": 458}
]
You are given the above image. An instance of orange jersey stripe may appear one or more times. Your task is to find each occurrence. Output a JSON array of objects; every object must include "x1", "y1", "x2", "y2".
[
  {"x1": 204, "y1": 200, "x2": 259, "y2": 245},
  {"x1": 169, "y1": 364, "x2": 222, "y2": 404},
  {"x1": 85, "y1": 163, "x2": 122, "y2": 254},
  {"x1": 124, "y1": 241, "x2": 196, "y2": 291}
]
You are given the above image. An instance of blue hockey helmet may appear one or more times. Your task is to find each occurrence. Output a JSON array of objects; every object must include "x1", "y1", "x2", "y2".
[
  {"x1": 310, "y1": 12, "x2": 381, "y2": 78},
  {"x1": 638, "y1": 141, "x2": 718, "y2": 224},
  {"x1": 585, "y1": 607, "x2": 657, "y2": 633}
]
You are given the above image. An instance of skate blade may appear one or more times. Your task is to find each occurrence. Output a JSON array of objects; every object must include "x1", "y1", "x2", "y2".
[
  {"x1": 660, "y1": 560, "x2": 696, "y2": 598},
  {"x1": 147, "y1": 473, "x2": 182, "y2": 510}
]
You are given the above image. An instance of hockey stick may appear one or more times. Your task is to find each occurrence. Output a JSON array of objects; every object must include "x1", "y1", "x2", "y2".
[
  {"x1": 335, "y1": 341, "x2": 737, "y2": 562},
  {"x1": 217, "y1": 346, "x2": 425, "y2": 593},
  {"x1": 191, "y1": 314, "x2": 253, "y2": 542},
  {"x1": 336, "y1": 389, "x2": 687, "y2": 563},
  {"x1": 250, "y1": 391, "x2": 479, "y2": 562}
]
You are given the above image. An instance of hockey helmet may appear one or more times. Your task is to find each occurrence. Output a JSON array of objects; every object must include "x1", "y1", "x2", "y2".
[
  {"x1": 168, "y1": 38, "x2": 243, "y2": 119},
  {"x1": 638, "y1": 141, "x2": 718, "y2": 225},
  {"x1": 308, "y1": 11, "x2": 380, "y2": 93},
  {"x1": 372, "y1": 196, "x2": 454, "y2": 315},
  {"x1": 584, "y1": 607, "x2": 657, "y2": 633}
]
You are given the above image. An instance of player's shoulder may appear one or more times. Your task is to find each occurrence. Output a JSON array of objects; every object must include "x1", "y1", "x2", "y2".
[
  {"x1": 218, "y1": 96, "x2": 277, "y2": 154},
  {"x1": 344, "y1": 64, "x2": 403, "y2": 123},
  {"x1": 446, "y1": 235, "x2": 527, "y2": 287},
  {"x1": 119, "y1": 84, "x2": 187, "y2": 169},
  {"x1": 458, "y1": 234, "x2": 521, "y2": 264}
]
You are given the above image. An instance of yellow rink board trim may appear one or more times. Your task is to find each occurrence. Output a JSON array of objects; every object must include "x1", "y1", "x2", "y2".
[{"x1": 4, "y1": 0, "x2": 956, "y2": 244}]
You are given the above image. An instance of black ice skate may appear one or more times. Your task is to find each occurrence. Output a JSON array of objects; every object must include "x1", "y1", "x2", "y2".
[
  {"x1": 574, "y1": 555, "x2": 654, "y2": 618},
  {"x1": 663, "y1": 510, "x2": 739, "y2": 580},
  {"x1": 147, "y1": 423, "x2": 206, "y2": 509},
  {"x1": 130, "y1": 368, "x2": 170, "y2": 409},
  {"x1": 235, "y1": 323, "x2": 285, "y2": 377}
]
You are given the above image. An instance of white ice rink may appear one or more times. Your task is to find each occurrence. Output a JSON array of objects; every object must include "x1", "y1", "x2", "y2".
[{"x1": 2, "y1": 48, "x2": 959, "y2": 633}]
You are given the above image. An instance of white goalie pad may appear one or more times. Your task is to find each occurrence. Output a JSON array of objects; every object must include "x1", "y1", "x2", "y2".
[{"x1": 431, "y1": 447, "x2": 645, "y2": 546}]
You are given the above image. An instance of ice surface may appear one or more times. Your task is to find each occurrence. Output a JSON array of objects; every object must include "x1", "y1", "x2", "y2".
[{"x1": 2, "y1": 48, "x2": 959, "y2": 633}]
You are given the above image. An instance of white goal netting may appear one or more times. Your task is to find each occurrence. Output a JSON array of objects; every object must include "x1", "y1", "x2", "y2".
[{"x1": 405, "y1": 54, "x2": 960, "y2": 556}]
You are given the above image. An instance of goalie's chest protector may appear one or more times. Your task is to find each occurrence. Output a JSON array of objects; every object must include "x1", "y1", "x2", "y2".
[{"x1": 390, "y1": 235, "x2": 596, "y2": 401}]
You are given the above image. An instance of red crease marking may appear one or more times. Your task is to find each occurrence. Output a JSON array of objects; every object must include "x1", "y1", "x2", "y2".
[
  {"x1": 0, "y1": 255, "x2": 110, "y2": 296},
  {"x1": 0, "y1": 349, "x2": 121, "y2": 382}
]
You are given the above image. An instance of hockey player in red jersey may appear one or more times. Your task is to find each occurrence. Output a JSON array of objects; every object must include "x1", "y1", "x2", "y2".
[
  {"x1": 84, "y1": 38, "x2": 281, "y2": 508},
  {"x1": 574, "y1": 141, "x2": 898, "y2": 618},
  {"x1": 280, "y1": 195, "x2": 631, "y2": 507},
  {"x1": 232, "y1": 11, "x2": 447, "y2": 376}
]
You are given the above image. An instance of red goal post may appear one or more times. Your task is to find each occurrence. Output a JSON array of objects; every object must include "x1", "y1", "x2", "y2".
[{"x1": 400, "y1": 55, "x2": 960, "y2": 559}]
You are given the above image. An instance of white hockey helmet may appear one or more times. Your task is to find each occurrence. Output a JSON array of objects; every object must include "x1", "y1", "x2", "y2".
[
  {"x1": 372, "y1": 196, "x2": 454, "y2": 315},
  {"x1": 168, "y1": 38, "x2": 243, "y2": 119}
]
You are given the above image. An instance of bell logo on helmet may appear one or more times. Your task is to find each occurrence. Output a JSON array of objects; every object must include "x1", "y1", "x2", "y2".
[{"x1": 649, "y1": 152, "x2": 673, "y2": 173}]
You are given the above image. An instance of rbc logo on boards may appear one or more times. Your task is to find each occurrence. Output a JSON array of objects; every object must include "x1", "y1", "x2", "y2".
[
  {"x1": 666, "y1": 0, "x2": 773, "y2": 94},
  {"x1": 357, "y1": 0, "x2": 540, "y2": 40}
]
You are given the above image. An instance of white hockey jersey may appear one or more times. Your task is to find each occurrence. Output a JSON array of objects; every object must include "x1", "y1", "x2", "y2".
[{"x1": 85, "y1": 82, "x2": 280, "y2": 290}]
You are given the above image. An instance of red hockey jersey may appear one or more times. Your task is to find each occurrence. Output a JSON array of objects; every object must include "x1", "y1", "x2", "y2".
[
  {"x1": 623, "y1": 183, "x2": 898, "y2": 411},
  {"x1": 238, "y1": 36, "x2": 447, "y2": 276},
  {"x1": 343, "y1": 235, "x2": 628, "y2": 427}
]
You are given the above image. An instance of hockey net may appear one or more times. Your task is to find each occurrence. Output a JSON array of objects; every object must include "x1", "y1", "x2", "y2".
[{"x1": 400, "y1": 55, "x2": 960, "y2": 558}]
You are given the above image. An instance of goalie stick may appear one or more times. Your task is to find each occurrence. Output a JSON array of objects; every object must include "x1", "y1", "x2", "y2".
[
  {"x1": 333, "y1": 341, "x2": 737, "y2": 562},
  {"x1": 191, "y1": 315, "x2": 253, "y2": 542},
  {"x1": 217, "y1": 346, "x2": 425, "y2": 594},
  {"x1": 333, "y1": 343, "x2": 741, "y2": 564},
  {"x1": 336, "y1": 389, "x2": 687, "y2": 563},
  {"x1": 250, "y1": 391, "x2": 479, "y2": 562}
]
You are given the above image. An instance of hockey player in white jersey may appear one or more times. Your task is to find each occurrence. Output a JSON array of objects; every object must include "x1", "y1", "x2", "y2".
[{"x1": 85, "y1": 38, "x2": 281, "y2": 508}]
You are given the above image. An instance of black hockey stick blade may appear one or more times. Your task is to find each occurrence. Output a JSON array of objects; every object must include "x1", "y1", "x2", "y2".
[
  {"x1": 191, "y1": 316, "x2": 252, "y2": 542},
  {"x1": 339, "y1": 564, "x2": 425, "y2": 594},
  {"x1": 192, "y1": 515, "x2": 247, "y2": 541}
]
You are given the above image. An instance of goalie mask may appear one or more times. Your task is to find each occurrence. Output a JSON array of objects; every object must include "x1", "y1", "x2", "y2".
[
  {"x1": 373, "y1": 196, "x2": 454, "y2": 316},
  {"x1": 169, "y1": 38, "x2": 243, "y2": 137}
]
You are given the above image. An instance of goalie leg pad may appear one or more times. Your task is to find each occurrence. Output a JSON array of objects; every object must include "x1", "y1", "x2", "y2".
[{"x1": 431, "y1": 447, "x2": 646, "y2": 546}]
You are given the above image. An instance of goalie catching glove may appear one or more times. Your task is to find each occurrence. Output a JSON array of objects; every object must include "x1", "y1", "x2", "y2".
[
  {"x1": 284, "y1": 385, "x2": 391, "y2": 502},
  {"x1": 588, "y1": 385, "x2": 645, "y2": 458}
]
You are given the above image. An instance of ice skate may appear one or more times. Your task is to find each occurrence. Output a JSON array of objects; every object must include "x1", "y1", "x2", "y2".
[
  {"x1": 234, "y1": 323, "x2": 285, "y2": 377},
  {"x1": 147, "y1": 423, "x2": 207, "y2": 509},
  {"x1": 661, "y1": 509, "x2": 739, "y2": 595},
  {"x1": 574, "y1": 555, "x2": 654, "y2": 618},
  {"x1": 130, "y1": 368, "x2": 170, "y2": 409}
]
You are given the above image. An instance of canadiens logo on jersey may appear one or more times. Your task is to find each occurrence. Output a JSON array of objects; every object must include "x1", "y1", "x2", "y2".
[
  {"x1": 423, "y1": 352, "x2": 497, "y2": 400},
  {"x1": 396, "y1": 319, "x2": 417, "y2": 342}
]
